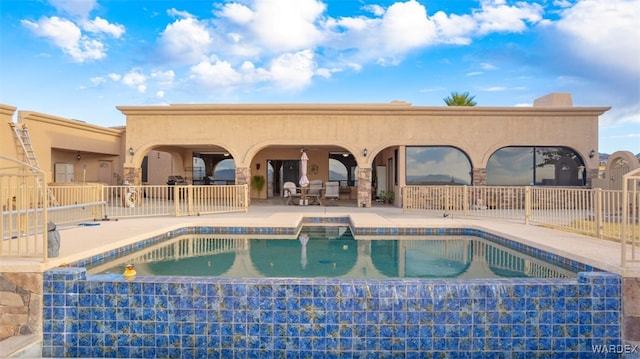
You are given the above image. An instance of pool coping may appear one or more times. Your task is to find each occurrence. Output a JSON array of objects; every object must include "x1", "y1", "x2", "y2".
[{"x1": 70, "y1": 219, "x2": 599, "y2": 277}]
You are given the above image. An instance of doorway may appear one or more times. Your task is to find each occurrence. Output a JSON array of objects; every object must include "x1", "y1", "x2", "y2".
[
  {"x1": 267, "y1": 160, "x2": 299, "y2": 198},
  {"x1": 98, "y1": 161, "x2": 112, "y2": 185}
]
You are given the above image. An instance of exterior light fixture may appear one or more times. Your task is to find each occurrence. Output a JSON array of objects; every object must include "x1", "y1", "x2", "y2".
[
  {"x1": 363, "y1": 148, "x2": 368, "y2": 157},
  {"x1": 223, "y1": 152, "x2": 230, "y2": 157},
  {"x1": 128, "y1": 147, "x2": 135, "y2": 156},
  {"x1": 342, "y1": 153, "x2": 349, "y2": 157},
  {"x1": 76, "y1": 152, "x2": 81, "y2": 161},
  {"x1": 589, "y1": 150, "x2": 596, "y2": 158}
]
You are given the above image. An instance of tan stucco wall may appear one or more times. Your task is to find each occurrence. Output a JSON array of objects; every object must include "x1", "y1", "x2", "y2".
[
  {"x1": 0, "y1": 105, "x2": 18, "y2": 159},
  {"x1": 118, "y1": 102, "x2": 607, "y2": 179},
  {"x1": 15, "y1": 111, "x2": 124, "y2": 183},
  {"x1": 2, "y1": 94, "x2": 611, "y2": 206}
]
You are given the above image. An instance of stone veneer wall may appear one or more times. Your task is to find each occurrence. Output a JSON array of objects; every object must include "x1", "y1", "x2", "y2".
[
  {"x1": 623, "y1": 278, "x2": 640, "y2": 344},
  {"x1": 0, "y1": 273, "x2": 42, "y2": 341},
  {"x1": 42, "y1": 268, "x2": 622, "y2": 357},
  {"x1": 472, "y1": 168, "x2": 487, "y2": 186}
]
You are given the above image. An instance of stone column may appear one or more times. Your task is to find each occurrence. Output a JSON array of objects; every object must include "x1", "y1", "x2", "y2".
[
  {"x1": 235, "y1": 167, "x2": 249, "y2": 186},
  {"x1": 586, "y1": 168, "x2": 599, "y2": 188},
  {"x1": 357, "y1": 167, "x2": 372, "y2": 208},
  {"x1": 123, "y1": 165, "x2": 141, "y2": 185},
  {"x1": 472, "y1": 168, "x2": 487, "y2": 186}
]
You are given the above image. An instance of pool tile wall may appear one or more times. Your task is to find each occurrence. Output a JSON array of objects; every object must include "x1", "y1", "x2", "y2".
[{"x1": 43, "y1": 269, "x2": 622, "y2": 357}]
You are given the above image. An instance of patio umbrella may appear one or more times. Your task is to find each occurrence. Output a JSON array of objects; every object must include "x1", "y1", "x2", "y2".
[{"x1": 299, "y1": 151, "x2": 310, "y2": 187}]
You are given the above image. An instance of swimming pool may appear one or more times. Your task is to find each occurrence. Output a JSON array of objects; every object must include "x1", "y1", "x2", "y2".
[
  {"x1": 42, "y1": 219, "x2": 622, "y2": 357},
  {"x1": 91, "y1": 227, "x2": 578, "y2": 279}
]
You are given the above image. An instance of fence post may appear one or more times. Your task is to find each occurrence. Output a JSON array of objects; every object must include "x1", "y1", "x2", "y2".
[
  {"x1": 173, "y1": 186, "x2": 180, "y2": 216},
  {"x1": 244, "y1": 184, "x2": 249, "y2": 212},
  {"x1": 93, "y1": 184, "x2": 102, "y2": 220},
  {"x1": 594, "y1": 188, "x2": 602, "y2": 238},
  {"x1": 187, "y1": 185, "x2": 194, "y2": 215},
  {"x1": 463, "y1": 186, "x2": 469, "y2": 216},
  {"x1": 444, "y1": 186, "x2": 450, "y2": 214},
  {"x1": 524, "y1": 186, "x2": 531, "y2": 225}
]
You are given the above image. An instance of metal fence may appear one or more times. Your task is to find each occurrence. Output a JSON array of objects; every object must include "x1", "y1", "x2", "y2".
[
  {"x1": 403, "y1": 184, "x2": 640, "y2": 246},
  {"x1": 100, "y1": 184, "x2": 248, "y2": 219},
  {"x1": 2, "y1": 178, "x2": 248, "y2": 261},
  {"x1": 622, "y1": 168, "x2": 640, "y2": 266},
  {"x1": 47, "y1": 183, "x2": 249, "y2": 223}
]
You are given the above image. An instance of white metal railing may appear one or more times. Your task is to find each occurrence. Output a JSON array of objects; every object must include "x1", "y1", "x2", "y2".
[
  {"x1": 622, "y1": 168, "x2": 640, "y2": 266},
  {"x1": 403, "y1": 183, "x2": 640, "y2": 244},
  {"x1": 100, "y1": 184, "x2": 248, "y2": 219},
  {"x1": 1, "y1": 155, "x2": 47, "y2": 260},
  {"x1": 403, "y1": 185, "x2": 527, "y2": 220},
  {"x1": 45, "y1": 183, "x2": 249, "y2": 222}
]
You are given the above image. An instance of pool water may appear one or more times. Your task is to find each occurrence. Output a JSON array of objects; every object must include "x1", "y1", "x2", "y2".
[{"x1": 93, "y1": 226, "x2": 578, "y2": 279}]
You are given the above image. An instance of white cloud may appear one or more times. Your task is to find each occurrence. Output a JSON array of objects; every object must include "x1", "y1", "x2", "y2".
[
  {"x1": 217, "y1": 3, "x2": 254, "y2": 24},
  {"x1": 22, "y1": 16, "x2": 106, "y2": 62},
  {"x1": 474, "y1": 0, "x2": 543, "y2": 34},
  {"x1": 248, "y1": 0, "x2": 326, "y2": 52},
  {"x1": 268, "y1": 50, "x2": 317, "y2": 90},
  {"x1": 151, "y1": 70, "x2": 175, "y2": 87},
  {"x1": 189, "y1": 58, "x2": 242, "y2": 87},
  {"x1": 431, "y1": 11, "x2": 475, "y2": 45},
  {"x1": 186, "y1": 49, "x2": 319, "y2": 91},
  {"x1": 90, "y1": 76, "x2": 106, "y2": 85},
  {"x1": 158, "y1": 18, "x2": 213, "y2": 64},
  {"x1": 553, "y1": 0, "x2": 640, "y2": 79},
  {"x1": 81, "y1": 17, "x2": 125, "y2": 38},
  {"x1": 480, "y1": 63, "x2": 498, "y2": 70},
  {"x1": 108, "y1": 73, "x2": 121, "y2": 81},
  {"x1": 483, "y1": 86, "x2": 508, "y2": 92},
  {"x1": 167, "y1": 8, "x2": 194, "y2": 19},
  {"x1": 138, "y1": 0, "x2": 558, "y2": 95},
  {"x1": 48, "y1": 0, "x2": 97, "y2": 18},
  {"x1": 381, "y1": 1, "x2": 437, "y2": 51},
  {"x1": 363, "y1": 5, "x2": 385, "y2": 17},
  {"x1": 122, "y1": 69, "x2": 147, "y2": 92}
]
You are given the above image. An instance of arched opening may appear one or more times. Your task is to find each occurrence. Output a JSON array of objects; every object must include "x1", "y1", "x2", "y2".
[
  {"x1": 405, "y1": 146, "x2": 472, "y2": 185},
  {"x1": 193, "y1": 151, "x2": 236, "y2": 185},
  {"x1": 487, "y1": 146, "x2": 586, "y2": 186}
]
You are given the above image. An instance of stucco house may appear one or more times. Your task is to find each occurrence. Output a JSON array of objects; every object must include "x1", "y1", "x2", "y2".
[{"x1": 1, "y1": 93, "x2": 615, "y2": 207}]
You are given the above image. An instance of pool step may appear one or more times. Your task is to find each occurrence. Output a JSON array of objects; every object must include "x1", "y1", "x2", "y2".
[{"x1": 300, "y1": 225, "x2": 354, "y2": 240}]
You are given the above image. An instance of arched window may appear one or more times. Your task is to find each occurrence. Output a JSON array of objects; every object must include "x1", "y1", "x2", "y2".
[
  {"x1": 213, "y1": 159, "x2": 236, "y2": 184},
  {"x1": 487, "y1": 146, "x2": 585, "y2": 186},
  {"x1": 405, "y1": 146, "x2": 471, "y2": 185},
  {"x1": 329, "y1": 158, "x2": 348, "y2": 183}
]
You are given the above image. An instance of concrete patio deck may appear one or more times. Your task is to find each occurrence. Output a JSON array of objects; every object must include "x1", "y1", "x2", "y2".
[{"x1": 2, "y1": 203, "x2": 640, "y2": 358}]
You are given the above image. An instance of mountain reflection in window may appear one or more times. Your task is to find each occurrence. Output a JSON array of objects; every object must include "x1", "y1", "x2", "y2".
[
  {"x1": 405, "y1": 147, "x2": 471, "y2": 185},
  {"x1": 487, "y1": 146, "x2": 585, "y2": 186}
]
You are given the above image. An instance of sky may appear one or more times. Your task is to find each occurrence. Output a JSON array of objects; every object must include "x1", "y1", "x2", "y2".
[{"x1": 1, "y1": 0, "x2": 639, "y2": 154}]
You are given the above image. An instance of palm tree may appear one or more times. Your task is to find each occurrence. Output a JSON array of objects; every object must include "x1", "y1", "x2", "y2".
[{"x1": 443, "y1": 91, "x2": 477, "y2": 106}]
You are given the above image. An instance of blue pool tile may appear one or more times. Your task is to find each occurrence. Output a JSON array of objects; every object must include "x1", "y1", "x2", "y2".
[{"x1": 42, "y1": 224, "x2": 623, "y2": 358}]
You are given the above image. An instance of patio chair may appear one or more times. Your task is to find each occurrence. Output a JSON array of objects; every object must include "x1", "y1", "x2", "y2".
[
  {"x1": 324, "y1": 181, "x2": 339, "y2": 201},
  {"x1": 283, "y1": 181, "x2": 301, "y2": 205},
  {"x1": 307, "y1": 180, "x2": 324, "y2": 205}
]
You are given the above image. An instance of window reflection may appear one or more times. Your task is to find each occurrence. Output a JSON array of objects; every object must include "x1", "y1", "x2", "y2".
[
  {"x1": 487, "y1": 147, "x2": 585, "y2": 186},
  {"x1": 405, "y1": 147, "x2": 471, "y2": 185}
]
